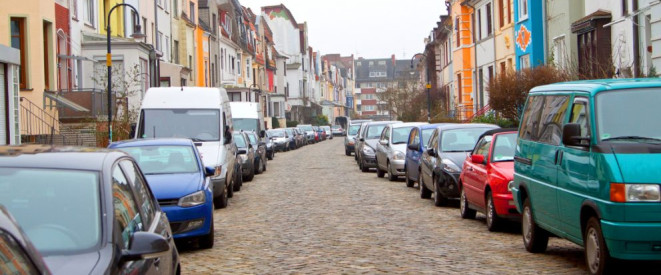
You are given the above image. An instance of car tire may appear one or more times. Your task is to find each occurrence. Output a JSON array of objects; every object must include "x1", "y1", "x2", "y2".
[
  {"x1": 268, "y1": 151, "x2": 274, "y2": 160},
  {"x1": 255, "y1": 159, "x2": 263, "y2": 175},
  {"x1": 361, "y1": 159, "x2": 370, "y2": 173},
  {"x1": 387, "y1": 162, "x2": 397, "y2": 181},
  {"x1": 345, "y1": 148, "x2": 351, "y2": 156},
  {"x1": 420, "y1": 174, "x2": 432, "y2": 199},
  {"x1": 233, "y1": 170, "x2": 242, "y2": 192},
  {"x1": 244, "y1": 166, "x2": 255, "y2": 182},
  {"x1": 522, "y1": 197, "x2": 549, "y2": 253},
  {"x1": 486, "y1": 192, "x2": 502, "y2": 232},
  {"x1": 376, "y1": 160, "x2": 385, "y2": 178},
  {"x1": 584, "y1": 217, "x2": 612, "y2": 275},
  {"x1": 198, "y1": 220, "x2": 214, "y2": 249},
  {"x1": 405, "y1": 167, "x2": 415, "y2": 188},
  {"x1": 433, "y1": 177, "x2": 448, "y2": 206},
  {"x1": 213, "y1": 184, "x2": 228, "y2": 209},
  {"x1": 459, "y1": 187, "x2": 476, "y2": 219},
  {"x1": 263, "y1": 157, "x2": 267, "y2": 172},
  {"x1": 227, "y1": 180, "x2": 234, "y2": 198}
]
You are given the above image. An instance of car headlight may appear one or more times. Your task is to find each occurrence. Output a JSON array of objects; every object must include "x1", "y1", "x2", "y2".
[
  {"x1": 441, "y1": 159, "x2": 461, "y2": 173},
  {"x1": 362, "y1": 146, "x2": 375, "y2": 155},
  {"x1": 611, "y1": 183, "x2": 661, "y2": 202},
  {"x1": 393, "y1": 151, "x2": 405, "y2": 160},
  {"x1": 239, "y1": 154, "x2": 248, "y2": 161},
  {"x1": 178, "y1": 190, "x2": 206, "y2": 207}
]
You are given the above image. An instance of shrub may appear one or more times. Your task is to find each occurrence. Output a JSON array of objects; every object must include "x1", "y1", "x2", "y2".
[
  {"x1": 471, "y1": 113, "x2": 518, "y2": 128},
  {"x1": 286, "y1": 120, "x2": 298, "y2": 127},
  {"x1": 272, "y1": 117, "x2": 281, "y2": 128}
]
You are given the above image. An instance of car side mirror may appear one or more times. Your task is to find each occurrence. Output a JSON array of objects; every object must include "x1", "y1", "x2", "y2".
[
  {"x1": 379, "y1": 139, "x2": 388, "y2": 146},
  {"x1": 248, "y1": 144, "x2": 253, "y2": 149},
  {"x1": 471, "y1": 154, "x2": 486, "y2": 164},
  {"x1": 426, "y1": 148, "x2": 436, "y2": 157},
  {"x1": 223, "y1": 126, "x2": 232, "y2": 145},
  {"x1": 119, "y1": 232, "x2": 170, "y2": 264},
  {"x1": 204, "y1": 166, "x2": 216, "y2": 177},
  {"x1": 407, "y1": 143, "x2": 418, "y2": 151},
  {"x1": 563, "y1": 123, "x2": 590, "y2": 147},
  {"x1": 260, "y1": 130, "x2": 266, "y2": 138},
  {"x1": 238, "y1": 148, "x2": 247, "y2": 154},
  {"x1": 359, "y1": 138, "x2": 365, "y2": 142}
]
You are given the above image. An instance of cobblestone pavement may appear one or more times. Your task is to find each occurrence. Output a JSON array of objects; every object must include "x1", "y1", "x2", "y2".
[{"x1": 179, "y1": 138, "x2": 660, "y2": 274}]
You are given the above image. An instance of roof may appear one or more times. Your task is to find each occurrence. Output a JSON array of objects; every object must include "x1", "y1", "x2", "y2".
[
  {"x1": 479, "y1": 128, "x2": 518, "y2": 138},
  {"x1": 262, "y1": 4, "x2": 298, "y2": 28},
  {"x1": 0, "y1": 145, "x2": 124, "y2": 171},
  {"x1": 529, "y1": 78, "x2": 661, "y2": 95},
  {"x1": 391, "y1": 122, "x2": 428, "y2": 129},
  {"x1": 420, "y1": 123, "x2": 456, "y2": 130},
  {"x1": 434, "y1": 123, "x2": 500, "y2": 131}
]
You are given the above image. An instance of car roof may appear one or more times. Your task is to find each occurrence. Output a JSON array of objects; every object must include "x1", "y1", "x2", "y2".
[
  {"x1": 0, "y1": 145, "x2": 125, "y2": 171},
  {"x1": 434, "y1": 123, "x2": 499, "y2": 131},
  {"x1": 477, "y1": 128, "x2": 518, "y2": 140},
  {"x1": 109, "y1": 138, "x2": 195, "y2": 148},
  {"x1": 391, "y1": 122, "x2": 427, "y2": 128},
  {"x1": 364, "y1": 120, "x2": 402, "y2": 126},
  {"x1": 530, "y1": 78, "x2": 661, "y2": 95}
]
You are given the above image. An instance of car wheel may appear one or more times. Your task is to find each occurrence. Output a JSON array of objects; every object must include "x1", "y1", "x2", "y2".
[
  {"x1": 233, "y1": 170, "x2": 242, "y2": 192},
  {"x1": 263, "y1": 157, "x2": 267, "y2": 172},
  {"x1": 268, "y1": 151, "x2": 273, "y2": 160},
  {"x1": 419, "y1": 174, "x2": 432, "y2": 199},
  {"x1": 459, "y1": 187, "x2": 476, "y2": 219},
  {"x1": 585, "y1": 217, "x2": 612, "y2": 275},
  {"x1": 387, "y1": 162, "x2": 397, "y2": 181},
  {"x1": 227, "y1": 179, "x2": 234, "y2": 198},
  {"x1": 345, "y1": 148, "x2": 351, "y2": 156},
  {"x1": 213, "y1": 184, "x2": 228, "y2": 209},
  {"x1": 433, "y1": 177, "x2": 448, "y2": 206},
  {"x1": 244, "y1": 165, "x2": 255, "y2": 182},
  {"x1": 198, "y1": 218, "x2": 214, "y2": 249},
  {"x1": 376, "y1": 159, "x2": 385, "y2": 178},
  {"x1": 255, "y1": 159, "x2": 263, "y2": 175},
  {"x1": 486, "y1": 192, "x2": 502, "y2": 232},
  {"x1": 522, "y1": 197, "x2": 549, "y2": 253},
  {"x1": 405, "y1": 167, "x2": 415, "y2": 188}
]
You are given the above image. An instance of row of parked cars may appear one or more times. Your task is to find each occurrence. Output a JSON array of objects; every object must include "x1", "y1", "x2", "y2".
[{"x1": 344, "y1": 78, "x2": 661, "y2": 275}]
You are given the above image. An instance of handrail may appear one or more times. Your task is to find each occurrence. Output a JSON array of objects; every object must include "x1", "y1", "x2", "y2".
[
  {"x1": 464, "y1": 104, "x2": 492, "y2": 122},
  {"x1": 19, "y1": 97, "x2": 80, "y2": 145}
]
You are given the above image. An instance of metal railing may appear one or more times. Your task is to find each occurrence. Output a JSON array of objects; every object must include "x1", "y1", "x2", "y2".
[{"x1": 20, "y1": 96, "x2": 87, "y2": 146}]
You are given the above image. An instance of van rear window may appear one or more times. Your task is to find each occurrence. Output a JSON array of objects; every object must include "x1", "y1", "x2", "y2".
[{"x1": 139, "y1": 109, "x2": 220, "y2": 141}]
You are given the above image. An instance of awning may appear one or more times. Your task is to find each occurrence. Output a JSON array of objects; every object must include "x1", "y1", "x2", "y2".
[{"x1": 44, "y1": 92, "x2": 90, "y2": 112}]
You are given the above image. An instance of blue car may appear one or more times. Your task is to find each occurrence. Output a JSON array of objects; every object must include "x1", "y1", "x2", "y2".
[
  {"x1": 404, "y1": 123, "x2": 454, "y2": 188},
  {"x1": 109, "y1": 138, "x2": 216, "y2": 249}
]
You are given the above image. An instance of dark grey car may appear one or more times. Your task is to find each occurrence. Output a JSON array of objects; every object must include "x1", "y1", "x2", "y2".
[
  {"x1": 234, "y1": 131, "x2": 255, "y2": 182},
  {"x1": 356, "y1": 121, "x2": 402, "y2": 172},
  {"x1": 0, "y1": 145, "x2": 180, "y2": 275},
  {"x1": 246, "y1": 131, "x2": 267, "y2": 174},
  {"x1": 0, "y1": 205, "x2": 52, "y2": 274},
  {"x1": 419, "y1": 124, "x2": 499, "y2": 206}
]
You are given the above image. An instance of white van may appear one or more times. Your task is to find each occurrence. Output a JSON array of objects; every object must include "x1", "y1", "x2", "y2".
[
  {"x1": 135, "y1": 87, "x2": 236, "y2": 209},
  {"x1": 229, "y1": 101, "x2": 264, "y2": 133}
]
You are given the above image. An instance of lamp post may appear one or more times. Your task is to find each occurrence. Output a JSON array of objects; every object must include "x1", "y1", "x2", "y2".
[
  {"x1": 411, "y1": 53, "x2": 431, "y2": 123},
  {"x1": 106, "y1": 3, "x2": 144, "y2": 143}
]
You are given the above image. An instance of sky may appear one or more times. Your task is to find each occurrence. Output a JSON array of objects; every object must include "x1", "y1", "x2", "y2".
[{"x1": 243, "y1": 0, "x2": 447, "y2": 60}]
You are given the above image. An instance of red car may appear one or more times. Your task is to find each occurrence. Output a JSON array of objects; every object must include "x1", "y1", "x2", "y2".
[{"x1": 459, "y1": 128, "x2": 519, "y2": 231}]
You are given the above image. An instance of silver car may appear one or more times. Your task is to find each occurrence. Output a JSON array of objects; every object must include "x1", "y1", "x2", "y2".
[{"x1": 376, "y1": 122, "x2": 427, "y2": 181}]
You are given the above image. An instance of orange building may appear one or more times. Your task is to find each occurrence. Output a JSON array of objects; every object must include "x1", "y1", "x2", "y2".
[{"x1": 449, "y1": 0, "x2": 475, "y2": 120}]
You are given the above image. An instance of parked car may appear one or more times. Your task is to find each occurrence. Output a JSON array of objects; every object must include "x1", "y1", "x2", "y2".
[
  {"x1": 353, "y1": 121, "x2": 372, "y2": 161},
  {"x1": 245, "y1": 131, "x2": 267, "y2": 174},
  {"x1": 404, "y1": 123, "x2": 452, "y2": 188},
  {"x1": 344, "y1": 120, "x2": 369, "y2": 156},
  {"x1": 109, "y1": 138, "x2": 216, "y2": 248},
  {"x1": 376, "y1": 122, "x2": 427, "y2": 181},
  {"x1": 321, "y1": 125, "x2": 332, "y2": 140},
  {"x1": 233, "y1": 131, "x2": 255, "y2": 182},
  {"x1": 331, "y1": 125, "x2": 345, "y2": 136},
  {"x1": 312, "y1": 126, "x2": 322, "y2": 142},
  {"x1": 459, "y1": 129, "x2": 519, "y2": 231},
  {"x1": 268, "y1": 129, "x2": 290, "y2": 152},
  {"x1": 284, "y1": 128, "x2": 299, "y2": 150},
  {"x1": 297, "y1": 124, "x2": 316, "y2": 144},
  {"x1": 290, "y1": 127, "x2": 306, "y2": 147},
  {"x1": 0, "y1": 145, "x2": 180, "y2": 274},
  {"x1": 356, "y1": 121, "x2": 402, "y2": 172},
  {"x1": 264, "y1": 131, "x2": 275, "y2": 160},
  {"x1": 510, "y1": 79, "x2": 661, "y2": 274},
  {"x1": 0, "y1": 205, "x2": 52, "y2": 274},
  {"x1": 419, "y1": 124, "x2": 499, "y2": 206}
]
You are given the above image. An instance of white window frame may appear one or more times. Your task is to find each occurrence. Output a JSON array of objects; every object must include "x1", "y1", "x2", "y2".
[
  {"x1": 84, "y1": 0, "x2": 95, "y2": 27},
  {"x1": 518, "y1": 0, "x2": 529, "y2": 21},
  {"x1": 520, "y1": 54, "x2": 531, "y2": 69}
]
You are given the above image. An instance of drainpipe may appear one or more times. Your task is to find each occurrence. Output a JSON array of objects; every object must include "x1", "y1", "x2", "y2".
[{"x1": 632, "y1": 0, "x2": 641, "y2": 77}]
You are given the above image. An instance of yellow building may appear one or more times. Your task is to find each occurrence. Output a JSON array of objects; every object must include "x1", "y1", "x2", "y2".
[
  {"x1": 1, "y1": 0, "x2": 58, "y2": 141},
  {"x1": 494, "y1": 0, "x2": 515, "y2": 74}
]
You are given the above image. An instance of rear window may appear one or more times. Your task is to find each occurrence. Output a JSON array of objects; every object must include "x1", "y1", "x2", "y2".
[
  {"x1": 119, "y1": 145, "x2": 199, "y2": 174},
  {"x1": 366, "y1": 125, "x2": 388, "y2": 139}
]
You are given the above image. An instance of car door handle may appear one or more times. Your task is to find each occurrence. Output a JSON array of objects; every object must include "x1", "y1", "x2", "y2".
[
  {"x1": 154, "y1": 257, "x2": 161, "y2": 267},
  {"x1": 466, "y1": 166, "x2": 473, "y2": 171}
]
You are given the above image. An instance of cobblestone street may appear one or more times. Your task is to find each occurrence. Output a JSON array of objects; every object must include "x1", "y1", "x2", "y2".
[{"x1": 179, "y1": 138, "x2": 644, "y2": 274}]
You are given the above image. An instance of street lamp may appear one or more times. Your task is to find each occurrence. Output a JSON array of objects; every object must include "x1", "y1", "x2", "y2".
[
  {"x1": 106, "y1": 3, "x2": 144, "y2": 143},
  {"x1": 411, "y1": 53, "x2": 431, "y2": 123}
]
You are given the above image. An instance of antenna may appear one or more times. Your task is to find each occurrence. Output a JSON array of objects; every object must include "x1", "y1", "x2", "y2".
[{"x1": 153, "y1": 126, "x2": 156, "y2": 138}]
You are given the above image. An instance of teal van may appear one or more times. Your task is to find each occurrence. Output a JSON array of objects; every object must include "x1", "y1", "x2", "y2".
[{"x1": 510, "y1": 79, "x2": 661, "y2": 274}]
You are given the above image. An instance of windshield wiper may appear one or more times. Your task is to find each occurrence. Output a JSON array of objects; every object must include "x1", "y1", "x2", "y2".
[
  {"x1": 392, "y1": 141, "x2": 407, "y2": 145},
  {"x1": 602, "y1": 136, "x2": 661, "y2": 143}
]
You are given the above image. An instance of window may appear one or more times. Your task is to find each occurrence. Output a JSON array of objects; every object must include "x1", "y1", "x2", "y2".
[
  {"x1": 0, "y1": 230, "x2": 40, "y2": 273},
  {"x1": 537, "y1": 96, "x2": 570, "y2": 145},
  {"x1": 500, "y1": 62, "x2": 506, "y2": 74},
  {"x1": 519, "y1": 95, "x2": 542, "y2": 141},
  {"x1": 112, "y1": 166, "x2": 143, "y2": 248},
  {"x1": 473, "y1": 135, "x2": 492, "y2": 158},
  {"x1": 457, "y1": 73, "x2": 462, "y2": 103},
  {"x1": 119, "y1": 160, "x2": 155, "y2": 228},
  {"x1": 498, "y1": 0, "x2": 504, "y2": 28},
  {"x1": 478, "y1": 8, "x2": 482, "y2": 40},
  {"x1": 84, "y1": 0, "x2": 95, "y2": 26},
  {"x1": 173, "y1": 0, "x2": 178, "y2": 17},
  {"x1": 519, "y1": 0, "x2": 528, "y2": 20},
  {"x1": 173, "y1": 40, "x2": 179, "y2": 63},
  {"x1": 507, "y1": 0, "x2": 512, "y2": 23},
  {"x1": 43, "y1": 21, "x2": 53, "y2": 90},
  {"x1": 569, "y1": 97, "x2": 590, "y2": 145},
  {"x1": 455, "y1": 17, "x2": 460, "y2": 47},
  {"x1": 165, "y1": 36, "x2": 170, "y2": 62},
  {"x1": 553, "y1": 36, "x2": 567, "y2": 68},
  {"x1": 486, "y1": 3, "x2": 492, "y2": 36},
  {"x1": 212, "y1": 14, "x2": 217, "y2": 35},
  {"x1": 622, "y1": 0, "x2": 629, "y2": 15},
  {"x1": 10, "y1": 18, "x2": 27, "y2": 89},
  {"x1": 409, "y1": 128, "x2": 420, "y2": 148},
  {"x1": 190, "y1": 1, "x2": 195, "y2": 22},
  {"x1": 520, "y1": 54, "x2": 530, "y2": 69},
  {"x1": 157, "y1": 31, "x2": 163, "y2": 51},
  {"x1": 72, "y1": 0, "x2": 78, "y2": 20}
]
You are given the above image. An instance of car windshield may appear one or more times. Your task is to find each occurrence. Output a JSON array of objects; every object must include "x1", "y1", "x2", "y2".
[
  {"x1": 392, "y1": 127, "x2": 415, "y2": 144},
  {"x1": 247, "y1": 133, "x2": 258, "y2": 145},
  {"x1": 441, "y1": 128, "x2": 492, "y2": 152},
  {"x1": 0, "y1": 168, "x2": 101, "y2": 255},
  {"x1": 422, "y1": 128, "x2": 435, "y2": 149},
  {"x1": 597, "y1": 88, "x2": 661, "y2": 143},
  {"x1": 233, "y1": 118, "x2": 260, "y2": 132},
  {"x1": 139, "y1": 109, "x2": 220, "y2": 141},
  {"x1": 119, "y1": 145, "x2": 199, "y2": 174},
  {"x1": 332, "y1": 125, "x2": 341, "y2": 130},
  {"x1": 299, "y1": 125, "x2": 313, "y2": 131},
  {"x1": 285, "y1": 129, "x2": 293, "y2": 136},
  {"x1": 366, "y1": 125, "x2": 388, "y2": 139},
  {"x1": 492, "y1": 133, "x2": 517, "y2": 162},
  {"x1": 348, "y1": 125, "x2": 360, "y2": 135},
  {"x1": 234, "y1": 134, "x2": 247, "y2": 147},
  {"x1": 269, "y1": 130, "x2": 285, "y2": 137}
]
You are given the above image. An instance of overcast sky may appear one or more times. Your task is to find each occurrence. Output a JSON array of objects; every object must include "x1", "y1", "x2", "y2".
[{"x1": 243, "y1": 0, "x2": 447, "y2": 60}]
